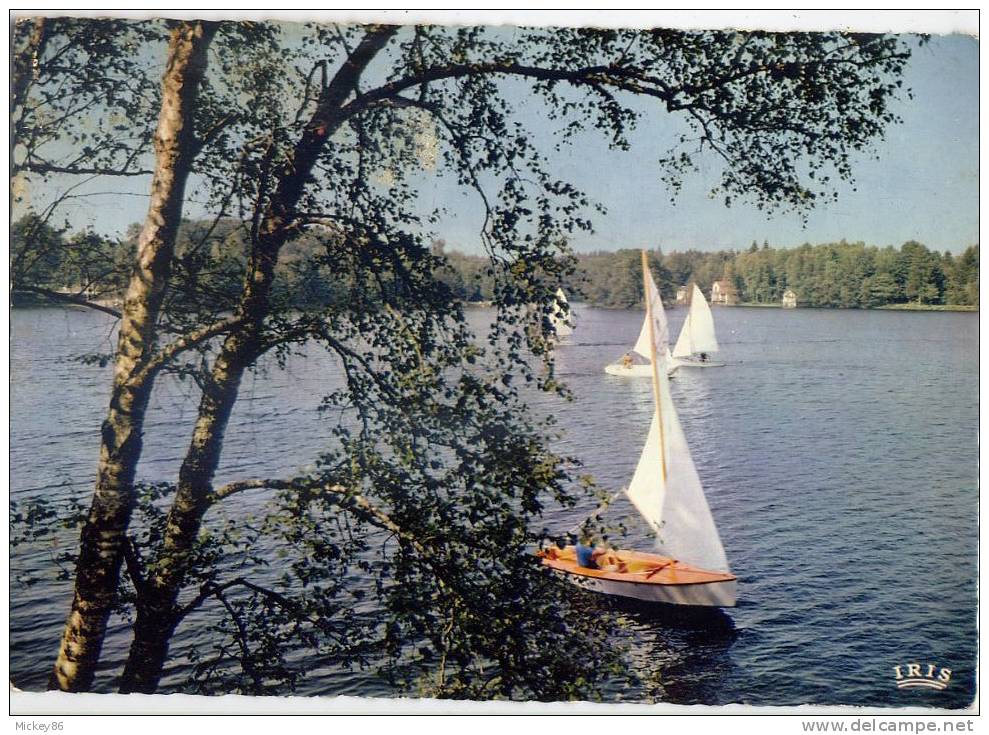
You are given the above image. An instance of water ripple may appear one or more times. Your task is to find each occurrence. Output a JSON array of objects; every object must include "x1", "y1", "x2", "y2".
[{"x1": 8, "y1": 306, "x2": 978, "y2": 707}]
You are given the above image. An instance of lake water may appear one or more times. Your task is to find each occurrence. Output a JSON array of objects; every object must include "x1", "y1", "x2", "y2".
[{"x1": 9, "y1": 305, "x2": 979, "y2": 708}]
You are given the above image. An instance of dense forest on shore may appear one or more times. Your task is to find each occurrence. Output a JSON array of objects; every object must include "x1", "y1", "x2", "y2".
[
  {"x1": 12, "y1": 215, "x2": 979, "y2": 310},
  {"x1": 560, "y1": 240, "x2": 976, "y2": 309}
]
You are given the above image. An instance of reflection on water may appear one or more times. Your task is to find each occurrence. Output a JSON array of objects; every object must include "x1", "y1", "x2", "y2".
[
  {"x1": 9, "y1": 305, "x2": 979, "y2": 707},
  {"x1": 571, "y1": 589, "x2": 739, "y2": 704}
]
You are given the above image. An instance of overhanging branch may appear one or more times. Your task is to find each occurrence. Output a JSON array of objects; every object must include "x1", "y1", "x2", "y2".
[
  {"x1": 207, "y1": 477, "x2": 428, "y2": 557},
  {"x1": 16, "y1": 161, "x2": 153, "y2": 177},
  {"x1": 12, "y1": 285, "x2": 122, "y2": 319},
  {"x1": 133, "y1": 314, "x2": 245, "y2": 384},
  {"x1": 340, "y1": 61, "x2": 671, "y2": 121}
]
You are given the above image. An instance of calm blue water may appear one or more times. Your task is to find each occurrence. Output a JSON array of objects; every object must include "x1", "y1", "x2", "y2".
[{"x1": 9, "y1": 306, "x2": 979, "y2": 707}]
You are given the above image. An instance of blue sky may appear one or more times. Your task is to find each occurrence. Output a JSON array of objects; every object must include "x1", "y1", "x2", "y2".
[
  {"x1": 422, "y1": 33, "x2": 979, "y2": 255},
  {"x1": 20, "y1": 21, "x2": 978, "y2": 255}
]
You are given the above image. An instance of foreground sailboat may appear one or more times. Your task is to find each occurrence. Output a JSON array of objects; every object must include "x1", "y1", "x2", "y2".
[
  {"x1": 671, "y1": 283, "x2": 725, "y2": 368},
  {"x1": 550, "y1": 287, "x2": 574, "y2": 340},
  {"x1": 604, "y1": 271, "x2": 678, "y2": 378},
  {"x1": 542, "y1": 252, "x2": 736, "y2": 607}
]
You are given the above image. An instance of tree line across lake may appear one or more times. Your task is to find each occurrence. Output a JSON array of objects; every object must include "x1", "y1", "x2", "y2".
[
  {"x1": 443, "y1": 239, "x2": 979, "y2": 309},
  {"x1": 12, "y1": 214, "x2": 978, "y2": 311}
]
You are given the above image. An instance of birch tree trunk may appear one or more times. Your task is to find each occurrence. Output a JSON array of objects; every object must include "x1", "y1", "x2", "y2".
[
  {"x1": 11, "y1": 19, "x2": 46, "y2": 123},
  {"x1": 49, "y1": 20, "x2": 217, "y2": 692},
  {"x1": 118, "y1": 25, "x2": 397, "y2": 695}
]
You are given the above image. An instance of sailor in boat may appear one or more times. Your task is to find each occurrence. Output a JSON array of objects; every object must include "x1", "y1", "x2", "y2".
[
  {"x1": 699, "y1": 352, "x2": 708, "y2": 363},
  {"x1": 574, "y1": 536, "x2": 602, "y2": 569},
  {"x1": 601, "y1": 551, "x2": 628, "y2": 574},
  {"x1": 621, "y1": 352, "x2": 633, "y2": 369},
  {"x1": 575, "y1": 536, "x2": 628, "y2": 573}
]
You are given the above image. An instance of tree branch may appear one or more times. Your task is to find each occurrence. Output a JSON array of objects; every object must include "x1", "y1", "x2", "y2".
[
  {"x1": 176, "y1": 575, "x2": 350, "y2": 653},
  {"x1": 122, "y1": 537, "x2": 148, "y2": 595},
  {"x1": 12, "y1": 285, "x2": 122, "y2": 319},
  {"x1": 206, "y1": 477, "x2": 427, "y2": 558},
  {"x1": 214, "y1": 590, "x2": 263, "y2": 692},
  {"x1": 665, "y1": 50, "x2": 911, "y2": 111},
  {"x1": 133, "y1": 314, "x2": 245, "y2": 384},
  {"x1": 340, "y1": 62, "x2": 670, "y2": 121},
  {"x1": 193, "y1": 112, "x2": 236, "y2": 156},
  {"x1": 16, "y1": 161, "x2": 154, "y2": 177}
]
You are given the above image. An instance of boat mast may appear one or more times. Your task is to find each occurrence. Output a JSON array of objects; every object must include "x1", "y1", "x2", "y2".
[
  {"x1": 641, "y1": 249, "x2": 668, "y2": 482},
  {"x1": 687, "y1": 285, "x2": 694, "y2": 354}
]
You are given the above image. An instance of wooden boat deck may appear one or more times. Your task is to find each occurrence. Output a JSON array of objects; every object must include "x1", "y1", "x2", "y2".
[{"x1": 539, "y1": 545, "x2": 735, "y2": 587}]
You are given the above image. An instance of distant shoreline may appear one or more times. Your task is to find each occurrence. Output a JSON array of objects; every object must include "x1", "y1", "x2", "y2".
[
  {"x1": 873, "y1": 303, "x2": 978, "y2": 312},
  {"x1": 11, "y1": 296, "x2": 978, "y2": 314},
  {"x1": 722, "y1": 302, "x2": 978, "y2": 312},
  {"x1": 550, "y1": 301, "x2": 979, "y2": 313}
]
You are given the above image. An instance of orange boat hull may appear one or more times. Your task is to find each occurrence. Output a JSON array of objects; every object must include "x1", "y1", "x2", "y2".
[{"x1": 540, "y1": 546, "x2": 737, "y2": 607}]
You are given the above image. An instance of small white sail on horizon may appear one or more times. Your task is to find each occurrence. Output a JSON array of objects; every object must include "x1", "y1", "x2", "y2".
[
  {"x1": 551, "y1": 287, "x2": 574, "y2": 338},
  {"x1": 632, "y1": 269, "x2": 675, "y2": 368},
  {"x1": 605, "y1": 266, "x2": 676, "y2": 376},
  {"x1": 672, "y1": 284, "x2": 724, "y2": 366}
]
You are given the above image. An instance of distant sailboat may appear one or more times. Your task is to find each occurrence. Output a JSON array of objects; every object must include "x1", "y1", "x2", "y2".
[
  {"x1": 604, "y1": 269, "x2": 678, "y2": 377},
  {"x1": 550, "y1": 287, "x2": 574, "y2": 339},
  {"x1": 542, "y1": 251, "x2": 736, "y2": 607},
  {"x1": 671, "y1": 284, "x2": 725, "y2": 368}
]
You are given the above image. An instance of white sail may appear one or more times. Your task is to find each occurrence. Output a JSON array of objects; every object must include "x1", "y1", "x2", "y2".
[
  {"x1": 631, "y1": 269, "x2": 669, "y2": 363},
  {"x1": 672, "y1": 284, "x2": 720, "y2": 358},
  {"x1": 551, "y1": 287, "x2": 574, "y2": 337},
  {"x1": 625, "y1": 369, "x2": 730, "y2": 573},
  {"x1": 625, "y1": 413, "x2": 667, "y2": 537}
]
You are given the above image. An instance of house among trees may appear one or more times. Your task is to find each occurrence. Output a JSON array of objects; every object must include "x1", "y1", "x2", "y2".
[
  {"x1": 711, "y1": 279, "x2": 739, "y2": 305},
  {"x1": 782, "y1": 289, "x2": 798, "y2": 308},
  {"x1": 675, "y1": 285, "x2": 689, "y2": 304}
]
